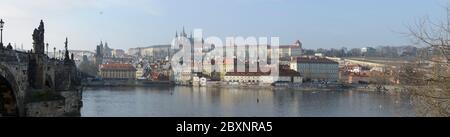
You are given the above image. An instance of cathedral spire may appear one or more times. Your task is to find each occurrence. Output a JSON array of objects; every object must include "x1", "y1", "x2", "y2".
[{"x1": 175, "y1": 31, "x2": 178, "y2": 38}]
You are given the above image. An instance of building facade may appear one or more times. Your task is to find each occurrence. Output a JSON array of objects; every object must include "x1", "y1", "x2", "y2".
[
  {"x1": 224, "y1": 66, "x2": 302, "y2": 84},
  {"x1": 99, "y1": 64, "x2": 137, "y2": 80},
  {"x1": 292, "y1": 56, "x2": 339, "y2": 82},
  {"x1": 112, "y1": 49, "x2": 126, "y2": 57},
  {"x1": 127, "y1": 45, "x2": 172, "y2": 59},
  {"x1": 279, "y1": 40, "x2": 303, "y2": 59},
  {"x1": 278, "y1": 65, "x2": 303, "y2": 83},
  {"x1": 224, "y1": 72, "x2": 273, "y2": 84}
]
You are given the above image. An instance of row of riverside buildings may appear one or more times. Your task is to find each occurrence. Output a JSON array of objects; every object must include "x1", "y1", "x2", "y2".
[
  {"x1": 95, "y1": 52, "x2": 339, "y2": 83},
  {"x1": 168, "y1": 28, "x2": 339, "y2": 85},
  {"x1": 222, "y1": 56, "x2": 339, "y2": 84},
  {"x1": 93, "y1": 29, "x2": 339, "y2": 84}
]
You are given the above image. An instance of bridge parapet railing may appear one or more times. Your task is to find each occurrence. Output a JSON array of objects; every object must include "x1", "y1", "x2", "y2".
[{"x1": 0, "y1": 50, "x2": 30, "y2": 64}]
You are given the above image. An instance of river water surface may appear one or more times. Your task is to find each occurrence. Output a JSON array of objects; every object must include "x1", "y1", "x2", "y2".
[{"x1": 81, "y1": 86, "x2": 416, "y2": 117}]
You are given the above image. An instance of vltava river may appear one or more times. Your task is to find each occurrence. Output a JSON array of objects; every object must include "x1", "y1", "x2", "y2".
[{"x1": 81, "y1": 86, "x2": 415, "y2": 117}]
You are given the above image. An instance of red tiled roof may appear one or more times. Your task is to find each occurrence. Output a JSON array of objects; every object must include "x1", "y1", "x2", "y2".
[
  {"x1": 279, "y1": 68, "x2": 301, "y2": 76},
  {"x1": 100, "y1": 63, "x2": 137, "y2": 71},
  {"x1": 296, "y1": 57, "x2": 338, "y2": 64}
]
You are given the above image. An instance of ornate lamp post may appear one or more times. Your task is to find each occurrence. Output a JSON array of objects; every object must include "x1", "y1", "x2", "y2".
[
  {"x1": 0, "y1": 19, "x2": 5, "y2": 47},
  {"x1": 46, "y1": 43, "x2": 49, "y2": 56}
]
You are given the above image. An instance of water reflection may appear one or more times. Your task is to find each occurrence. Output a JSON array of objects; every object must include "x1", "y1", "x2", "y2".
[{"x1": 81, "y1": 87, "x2": 415, "y2": 117}]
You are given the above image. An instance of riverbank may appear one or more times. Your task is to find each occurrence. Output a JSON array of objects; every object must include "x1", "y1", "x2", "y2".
[
  {"x1": 82, "y1": 80, "x2": 409, "y2": 95},
  {"x1": 182, "y1": 82, "x2": 352, "y2": 92},
  {"x1": 352, "y1": 84, "x2": 410, "y2": 95},
  {"x1": 82, "y1": 80, "x2": 175, "y2": 87}
]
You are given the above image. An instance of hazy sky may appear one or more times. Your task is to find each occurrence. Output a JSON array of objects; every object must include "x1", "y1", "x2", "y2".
[{"x1": 0, "y1": 0, "x2": 447, "y2": 51}]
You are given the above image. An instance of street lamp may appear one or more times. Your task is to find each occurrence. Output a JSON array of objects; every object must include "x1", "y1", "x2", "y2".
[
  {"x1": 0, "y1": 19, "x2": 5, "y2": 47},
  {"x1": 46, "y1": 43, "x2": 49, "y2": 56}
]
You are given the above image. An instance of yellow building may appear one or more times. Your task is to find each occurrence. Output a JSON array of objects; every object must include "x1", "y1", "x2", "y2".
[{"x1": 99, "y1": 64, "x2": 137, "y2": 80}]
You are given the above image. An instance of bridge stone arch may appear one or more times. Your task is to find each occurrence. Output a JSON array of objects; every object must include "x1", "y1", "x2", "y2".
[{"x1": 0, "y1": 64, "x2": 21, "y2": 116}]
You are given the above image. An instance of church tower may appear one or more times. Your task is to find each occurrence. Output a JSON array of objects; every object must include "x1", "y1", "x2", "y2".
[{"x1": 95, "y1": 41, "x2": 104, "y2": 65}]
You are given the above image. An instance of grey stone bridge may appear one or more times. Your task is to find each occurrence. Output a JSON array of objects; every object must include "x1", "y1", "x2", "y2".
[{"x1": 0, "y1": 20, "x2": 82, "y2": 117}]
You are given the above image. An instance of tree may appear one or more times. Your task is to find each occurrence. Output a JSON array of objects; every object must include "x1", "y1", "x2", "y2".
[
  {"x1": 340, "y1": 47, "x2": 348, "y2": 57},
  {"x1": 349, "y1": 48, "x2": 362, "y2": 57},
  {"x1": 78, "y1": 55, "x2": 98, "y2": 77},
  {"x1": 404, "y1": 6, "x2": 450, "y2": 116},
  {"x1": 303, "y1": 49, "x2": 315, "y2": 56}
]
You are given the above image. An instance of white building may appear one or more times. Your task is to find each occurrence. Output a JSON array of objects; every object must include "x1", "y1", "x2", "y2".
[
  {"x1": 291, "y1": 56, "x2": 339, "y2": 82},
  {"x1": 224, "y1": 67, "x2": 302, "y2": 84},
  {"x1": 128, "y1": 45, "x2": 172, "y2": 59},
  {"x1": 174, "y1": 69, "x2": 192, "y2": 85},
  {"x1": 278, "y1": 40, "x2": 303, "y2": 59},
  {"x1": 224, "y1": 72, "x2": 271, "y2": 84}
]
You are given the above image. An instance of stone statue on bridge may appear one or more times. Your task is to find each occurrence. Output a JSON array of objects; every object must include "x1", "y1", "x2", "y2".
[
  {"x1": 1, "y1": 20, "x2": 82, "y2": 117},
  {"x1": 32, "y1": 20, "x2": 45, "y2": 54},
  {"x1": 64, "y1": 37, "x2": 70, "y2": 61}
]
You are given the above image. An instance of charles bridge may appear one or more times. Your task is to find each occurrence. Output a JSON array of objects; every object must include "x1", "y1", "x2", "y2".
[{"x1": 0, "y1": 20, "x2": 82, "y2": 117}]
